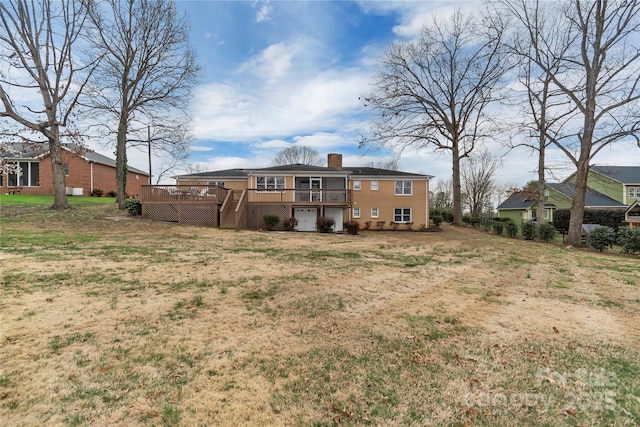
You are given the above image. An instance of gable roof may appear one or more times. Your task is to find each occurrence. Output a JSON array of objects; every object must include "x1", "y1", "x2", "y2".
[
  {"x1": 548, "y1": 183, "x2": 626, "y2": 208},
  {"x1": 497, "y1": 191, "x2": 538, "y2": 210},
  {"x1": 590, "y1": 166, "x2": 640, "y2": 185},
  {"x1": 0, "y1": 142, "x2": 149, "y2": 175}
]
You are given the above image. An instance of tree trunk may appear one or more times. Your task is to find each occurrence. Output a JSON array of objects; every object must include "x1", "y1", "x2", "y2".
[
  {"x1": 116, "y1": 111, "x2": 128, "y2": 209},
  {"x1": 537, "y1": 134, "x2": 546, "y2": 224},
  {"x1": 49, "y1": 125, "x2": 70, "y2": 210},
  {"x1": 452, "y1": 145, "x2": 463, "y2": 226},
  {"x1": 566, "y1": 158, "x2": 589, "y2": 246}
]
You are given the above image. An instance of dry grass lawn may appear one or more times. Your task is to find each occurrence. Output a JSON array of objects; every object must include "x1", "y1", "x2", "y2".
[{"x1": 1, "y1": 202, "x2": 639, "y2": 426}]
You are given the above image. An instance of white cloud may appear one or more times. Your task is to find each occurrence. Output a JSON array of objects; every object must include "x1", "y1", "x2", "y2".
[
  {"x1": 255, "y1": 0, "x2": 273, "y2": 23},
  {"x1": 190, "y1": 145, "x2": 213, "y2": 152},
  {"x1": 238, "y1": 42, "x2": 298, "y2": 83}
]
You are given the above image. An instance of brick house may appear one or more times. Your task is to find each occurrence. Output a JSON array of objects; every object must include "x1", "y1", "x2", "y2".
[
  {"x1": 1, "y1": 143, "x2": 149, "y2": 197},
  {"x1": 152, "y1": 153, "x2": 434, "y2": 230}
]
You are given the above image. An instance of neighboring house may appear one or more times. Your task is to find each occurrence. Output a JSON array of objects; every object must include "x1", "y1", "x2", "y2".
[
  {"x1": 497, "y1": 165, "x2": 638, "y2": 224},
  {"x1": 564, "y1": 166, "x2": 640, "y2": 205},
  {"x1": 495, "y1": 190, "x2": 556, "y2": 224},
  {"x1": 153, "y1": 153, "x2": 434, "y2": 230},
  {"x1": 0, "y1": 142, "x2": 149, "y2": 197},
  {"x1": 626, "y1": 200, "x2": 640, "y2": 228}
]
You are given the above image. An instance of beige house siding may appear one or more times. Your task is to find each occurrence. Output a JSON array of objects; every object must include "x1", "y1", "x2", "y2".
[{"x1": 351, "y1": 178, "x2": 429, "y2": 228}]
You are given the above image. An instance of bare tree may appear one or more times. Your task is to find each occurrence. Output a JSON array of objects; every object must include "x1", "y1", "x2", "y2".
[
  {"x1": 86, "y1": 0, "x2": 198, "y2": 208},
  {"x1": 502, "y1": 0, "x2": 640, "y2": 246},
  {"x1": 272, "y1": 145, "x2": 324, "y2": 166},
  {"x1": 430, "y1": 179, "x2": 454, "y2": 211},
  {"x1": 0, "y1": 0, "x2": 98, "y2": 209},
  {"x1": 461, "y1": 151, "x2": 500, "y2": 217},
  {"x1": 497, "y1": 0, "x2": 579, "y2": 224},
  {"x1": 361, "y1": 9, "x2": 510, "y2": 226},
  {"x1": 366, "y1": 158, "x2": 399, "y2": 171}
]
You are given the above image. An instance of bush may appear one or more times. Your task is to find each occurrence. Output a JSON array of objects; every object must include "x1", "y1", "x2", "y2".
[
  {"x1": 405, "y1": 222, "x2": 413, "y2": 230},
  {"x1": 107, "y1": 190, "x2": 117, "y2": 198},
  {"x1": 364, "y1": 221, "x2": 372, "y2": 230},
  {"x1": 283, "y1": 217, "x2": 297, "y2": 231},
  {"x1": 376, "y1": 221, "x2": 386, "y2": 230},
  {"x1": 263, "y1": 214, "x2": 280, "y2": 230},
  {"x1": 91, "y1": 188, "x2": 103, "y2": 197},
  {"x1": 124, "y1": 198, "x2": 141, "y2": 216},
  {"x1": 505, "y1": 221, "x2": 518, "y2": 238},
  {"x1": 343, "y1": 221, "x2": 360, "y2": 235},
  {"x1": 586, "y1": 226, "x2": 616, "y2": 251},
  {"x1": 553, "y1": 209, "x2": 626, "y2": 232},
  {"x1": 432, "y1": 215, "x2": 443, "y2": 228},
  {"x1": 522, "y1": 221, "x2": 536, "y2": 240},
  {"x1": 317, "y1": 216, "x2": 335, "y2": 233},
  {"x1": 492, "y1": 222, "x2": 504, "y2": 235},
  {"x1": 538, "y1": 223, "x2": 556, "y2": 242},
  {"x1": 617, "y1": 226, "x2": 640, "y2": 254},
  {"x1": 389, "y1": 221, "x2": 399, "y2": 230}
]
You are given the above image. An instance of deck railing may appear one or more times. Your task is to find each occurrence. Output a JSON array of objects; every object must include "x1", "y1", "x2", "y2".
[
  {"x1": 141, "y1": 185, "x2": 227, "y2": 202},
  {"x1": 246, "y1": 188, "x2": 350, "y2": 204}
]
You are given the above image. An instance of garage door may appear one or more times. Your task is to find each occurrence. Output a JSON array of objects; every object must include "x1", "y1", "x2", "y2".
[{"x1": 294, "y1": 208, "x2": 317, "y2": 232}]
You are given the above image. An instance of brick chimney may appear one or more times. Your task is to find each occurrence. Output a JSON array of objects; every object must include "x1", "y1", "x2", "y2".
[{"x1": 327, "y1": 153, "x2": 342, "y2": 170}]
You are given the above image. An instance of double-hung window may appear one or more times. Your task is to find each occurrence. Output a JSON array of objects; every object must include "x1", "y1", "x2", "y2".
[
  {"x1": 371, "y1": 180, "x2": 378, "y2": 191},
  {"x1": 353, "y1": 180, "x2": 361, "y2": 191},
  {"x1": 395, "y1": 180, "x2": 412, "y2": 195},
  {"x1": 371, "y1": 207, "x2": 379, "y2": 218},
  {"x1": 394, "y1": 208, "x2": 411, "y2": 223},
  {"x1": 353, "y1": 207, "x2": 361, "y2": 218},
  {"x1": 256, "y1": 176, "x2": 285, "y2": 191}
]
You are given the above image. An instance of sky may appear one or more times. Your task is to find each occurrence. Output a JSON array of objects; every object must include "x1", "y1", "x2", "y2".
[{"x1": 108, "y1": 1, "x2": 640, "y2": 186}]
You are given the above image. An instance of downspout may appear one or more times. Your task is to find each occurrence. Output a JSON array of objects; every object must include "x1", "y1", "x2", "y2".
[{"x1": 90, "y1": 162, "x2": 93, "y2": 194}]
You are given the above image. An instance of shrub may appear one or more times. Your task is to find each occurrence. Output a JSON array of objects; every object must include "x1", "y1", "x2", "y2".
[
  {"x1": 124, "y1": 198, "x2": 141, "y2": 216},
  {"x1": 522, "y1": 221, "x2": 536, "y2": 240},
  {"x1": 493, "y1": 222, "x2": 504, "y2": 235},
  {"x1": 91, "y1": 188, "x2": 103, "y2": 197},
  {"x1": 283, "y1": 217, "x2": 297, "y2": 231},
  {"x1": 538, "y1": 223, "x2": 556, "y2": 242},
  {"x1": 505, "y1": 221, "x2": 518, "y2": 238},
  {"x1": 376, "y1": 221, "x2": 386, "y2": 230},
  {"x1": 432, "y1": 215, "x2": 443, "y2": 228},
  {"x1": 405, "y1": 221, "x2": 413, "y2": 230},
  {"x1": 586, "y1": 226, "x2": 616, "y2": 252},
  {"x1": 389, "y1": 221, "x2": 399, "y2": 230},
  {"x1": 364, "y1": 221, "x2": 372, "y2": 230},
  {"x1": 553, "y1": 209, "x2": 626, "y2": 232},
  {"x1": 263, "y1": 214, "x2": 280, "y2": 231},
  {"x1": 343, "y1": 221, "x2": 360, "y2": 235},
  {"x1": 317, "y1": 216, "x2": 335, "y2": 233},
  {"x1": 107, "y1": 191, "x2": 117, "y2": 198},
  {"x1": 617, "y1": 226, "x2": 640, "y2": 254}
]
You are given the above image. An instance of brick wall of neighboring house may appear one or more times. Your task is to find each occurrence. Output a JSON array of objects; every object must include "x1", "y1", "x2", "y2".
[{"x1": 2, "y1": 149, "x2": 147, "y2": 197}]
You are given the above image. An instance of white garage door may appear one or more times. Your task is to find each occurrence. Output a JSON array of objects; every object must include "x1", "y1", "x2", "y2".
[{"x1": 294, "y1": 208, "x2": 317, "y2": 232}]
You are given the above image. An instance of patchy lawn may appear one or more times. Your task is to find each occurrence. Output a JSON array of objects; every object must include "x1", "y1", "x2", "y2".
[{"x1": 1, "y1": 203, "x2": 639, "y2": 426}]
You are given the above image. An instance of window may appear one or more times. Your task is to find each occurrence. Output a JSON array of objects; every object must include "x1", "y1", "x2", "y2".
[
  {"x1": 371, "y1": 180, "x2": 378, "y2": 191},
  {"x1": 4, "y1": 161, "x2": 39, "y2": 187},
  {"x1": 353, "y1": 180, "x2": 361, "y2": 190},
  {"x1": 256, "y1": 176, "x2": 285, "y2": 191},
  {"x1": 353, "y1": 207, "x2": 361, "y2": 218},
  {"x1": 395, "y1": 180, "x2": 412, "y2": 195},
  {"x1": 631, "y1": 187, "x2": 637, "y2": 199},
  {"x1": 63, "y1": 163, "x2": 69, "y2": 176},
  {"x1": 371, "y1": 207, "x2": 379, "y2": 218},
  {"x1": 544, "y1": 209, "x2": 550, "y2": 220},
  {"x1": 394, "y1": 208, "x2": 411, "y2": 223}
]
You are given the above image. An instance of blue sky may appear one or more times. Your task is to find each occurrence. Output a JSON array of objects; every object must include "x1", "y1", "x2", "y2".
[{"x1": 123, "y1": 0, "x2": 639, "y2": 186}]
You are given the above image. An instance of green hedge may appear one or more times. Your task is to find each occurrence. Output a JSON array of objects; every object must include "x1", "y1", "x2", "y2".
[{"x1": 553, "y1": 209, "x2": 626, "y2": 231}]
